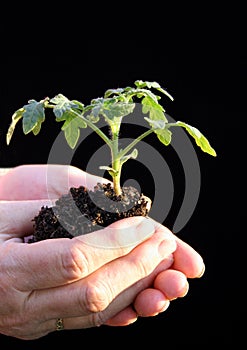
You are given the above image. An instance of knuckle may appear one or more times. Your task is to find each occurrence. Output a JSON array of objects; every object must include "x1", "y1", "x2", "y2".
[
  {"x1": 91, "y1": 311, "x2": 108, "y2": 327},
  {"x1": 84, "y1": 281, "x2": 111, "y2": 313},
  {"x1": 59, "y1": 242, "x2": 90, "y2": 281}
]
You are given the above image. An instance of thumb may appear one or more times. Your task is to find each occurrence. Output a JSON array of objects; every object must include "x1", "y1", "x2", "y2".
[
  {"x1": 0, "y1": 164, "x2": 109, "y2": 200},
  {"x1": 77, "y1": 216, "x2": 156, "y2": 249},
  {"x1": 0, "y1": 199, "x2": 54, "y2": 241}
]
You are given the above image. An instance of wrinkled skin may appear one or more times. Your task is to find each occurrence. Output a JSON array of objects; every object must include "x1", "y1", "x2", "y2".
[{"x1": 0, "y1": 165, "x2": 205, "y2": 340}]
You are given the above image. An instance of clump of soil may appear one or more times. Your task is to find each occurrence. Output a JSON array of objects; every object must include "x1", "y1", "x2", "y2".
[{"x1": 29, "y1": 183, "x2": 150, "y2": 243}]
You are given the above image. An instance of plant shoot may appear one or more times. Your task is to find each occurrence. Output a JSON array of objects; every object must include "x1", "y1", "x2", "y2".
[{"x1": 6, "y1": 80, "x2": 216, "y2": 196}]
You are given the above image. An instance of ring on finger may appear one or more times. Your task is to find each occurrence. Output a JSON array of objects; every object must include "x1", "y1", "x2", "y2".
[{"x1": 55, "y1": 318, "x2": 64, "y2": 331}]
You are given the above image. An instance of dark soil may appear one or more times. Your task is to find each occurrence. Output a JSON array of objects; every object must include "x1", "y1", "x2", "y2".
[{"x1": 29, "y1": 183, "x2": 150, "y2": 243}]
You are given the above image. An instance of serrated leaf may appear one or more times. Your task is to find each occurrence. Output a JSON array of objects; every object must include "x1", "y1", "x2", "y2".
[
  {"x1": 135, "y1": 88, "x2": 159, "y2": 104},
  {"x1": 156, "y1": 86, "x2": 174, "y2": 101},
  {"x1": 142, "y1": 94, "x2": 164, "y2": 111},
  {"x1": 104, "y1": 88, "x2": 125, "y2": 98},
  {"x1": 175, "y1": 121, "x2": 217, "y2": 156},
  {"x1": 136, "y1": 80, "x2": 162, "y2": 92},
  {"x1": 62, "y1": 116, "x2": 88, "y2": 149},
  {"x1": 50, "y1": 94, "x2": 79, "y2": 120},
  {"x1": 55, "y1": 109, "x2": 77, "y2": 123},
  {"x1": 134, "y1": 80, "x2": 174, "y2": 101},
  {"x1": 156, "y1": 128, "x2": 172, "y2": 146},
  {"x1": 121, "y1": 148, "x2": 138, "y2": 164},
  {"x1": 6, "y1": 108, "x2": 25, "y2": 145},
  {"x1": 86, "y1": 113, "x2": 100, "y2": 123},
  {"x1": 32, "y1": 123, "x2": 42, "y2": 135},
  {"x1": 22, "y1": 100, "x2": 45, "y2": 134},
  {"x1": 90, "y1": 102, "x2": 103, "y2": 121},
  {"x1": 144, "y1": 117, "x2": 166, "y2": 129},
  {"x1": 141, "y1": 96, "x2": 168, "y2": 123},
  {"x1": 71, "y1": 100, "x2": 84, "y2": 110},
  {"x1": 134, "y1": 80, "x2": 149, "y2": 88},
  {"x1": 102, "y1": 102, "x2": 135, "y2": 120}
]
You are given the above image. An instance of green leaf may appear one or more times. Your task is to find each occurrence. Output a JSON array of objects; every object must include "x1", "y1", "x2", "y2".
[
  {"x1": 120, "y1": 148, "x2": 138, "y2": 164},
  {"x1": 143, "y1": 116, "x2": 172, "y2": 145},
  {"x1": 87, "y1": 113, "x2": 100, "y2": 123},
  {"x1": 174, "y1": 121, "x2": 217, "y2": 156},
  {"x1": 99, "y1": 166, "x2": 118, "y2": 178},
  {"x1": 6, "y1": 108, "x2": 25, "y2": 145},
  {"x1": 22, "y1": 99, "x2": 45, "y2": 135},
  {"x1": 156, "y1": 128, "x2": 172, "y2": 146},
  {"x1": 99, "y1": 165, "x2": 117, "y2": 173},
  {"x1": 102, "y1": 102, "x2": 135, "y2": 120},
  {"x1": 32, "y1": 122, "x2": 42, "y2": 135},
  {"x1": 144, "y1": 117, "x2": 166, "y2": 129},
  {"x1": 142, "y1": 96, "x2": 168, "y2": 122},
  {"x1": 50, "y1": 94, "x2": 79, "y2": 120},
  {"x1": 5, "y1": 79, "x2": 216, "y2": 197},
  {"x1": 135, "y1": 88, "x2": 159, "y2": 104},
  {"x1": 104, "y1": 88, "x2": 125, "y2": 98},
  {"x1": 61, "y1": 116, "x2": 88, "y2": 149},
  {"x1": 90, "y1": 100, "x2": 103, "y2": 120},
  {"x1": 134, "y1": 80, "x2": 174, "y2": 101},
  {"x1": 72, "y1": 100, "x2": 85, "y2": 110}
]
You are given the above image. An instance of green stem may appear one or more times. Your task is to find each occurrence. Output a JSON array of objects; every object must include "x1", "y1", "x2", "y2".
[
  {"x1": 68, "y1": 109, "x2": 112, "y2": 148},
  {"x1": 62, "y1": 106, "x2": 124, "y2": 195},
  {"x1": 111, "y1": 151, "x2": 122, "y2": 196},
  {"x1": 118, "y1": 129, "x2": 154, "y2": 158},
  {"x1": 110, "y1": 118, "x2": 122, "y2": 196},
  {"x1": 85, "y1": 118, "x2": 112, "y2": 147}
]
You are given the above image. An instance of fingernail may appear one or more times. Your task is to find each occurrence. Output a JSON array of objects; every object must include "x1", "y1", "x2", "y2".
[
  {"x1": 158, "y1": 237, "x2": 176, "y2": 258},
  {"x1": 181, "y1": 281, "x2": 189, "y2": 297},
  {"x1": 157, "y1": 300, "x2": 170, "y2": 313},
  {"x1": 197, "y1": 264, "x2": 205, "y2": 278},
  {"x1": 170, "y1": 281, "x2": 189, "y2": 300}
]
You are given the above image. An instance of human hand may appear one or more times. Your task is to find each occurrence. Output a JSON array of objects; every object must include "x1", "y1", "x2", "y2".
[{"x1": 0, "y1": 165, "x2": 205, "y2": 339}]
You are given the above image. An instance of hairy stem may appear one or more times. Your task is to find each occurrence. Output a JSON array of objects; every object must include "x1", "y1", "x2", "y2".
[{"x1": 110, "y1": 118, "x2": 122, "y2": 196}]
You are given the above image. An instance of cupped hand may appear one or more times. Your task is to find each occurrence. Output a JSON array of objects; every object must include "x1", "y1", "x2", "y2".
[{"x1": 0, "y1": 165, "x2": 205, "y2": 339}]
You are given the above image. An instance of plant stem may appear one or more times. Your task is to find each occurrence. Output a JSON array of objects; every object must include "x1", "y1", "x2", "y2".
[
  {"x1": 112, "y1": 151, "x2": 122, "y2": 196},
  {"x1": 85, "y1": 118, "x2": 112, "y2": 147},
  {"x1": 118, "y1": 129, "x2": 154, "y2": 158},
  {"x1": 110, "y1": 118, "x2": 122, "y2": 196},
  {"x1": 69, "y1": 109, "x2": 112, "y2": 148}
]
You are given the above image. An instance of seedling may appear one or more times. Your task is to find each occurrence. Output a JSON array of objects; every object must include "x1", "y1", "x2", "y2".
[{"x1": 6, "y1": 80, "x2": 216, "y2": 196}]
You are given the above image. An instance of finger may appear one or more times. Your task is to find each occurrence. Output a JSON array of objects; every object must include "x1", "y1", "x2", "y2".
[
  {"x1": 132, "y1": 270, "x2": 188, "y2": 317},
  {"x1": 45, "y1": 304, "x2": 140, "y2": 333},
  {"x1": 0, "y1": 164, "x2": 109, "y2": 200},
  {"x1": 148, "y1": 218, "x2": 205, "y2": 279},
  {"x1": 16, "y1": 257, "x2": 173, "y2": 336},
  {"x1": 132, "y1": 288, "x2": 170, "y2": 317},
  {"x1": 172, "y1": 237, "x2": 205, "y2": 278},
  {"x1": 47, "y1": 306, "x2": 138, "y2": 332},
  {"x1": 153, "y1": 269, "x2": 189, "y2": 300},
  {"x1": 103, "y1": 306, "x2": 138, "y2": 326},
  {"x1": 6, "y1": 217, "x2": 162, "y2": 290},
  {"x1": 26, "y1": 228, "x2": 176, "y2": 319},
  {"x1": 0, "y1": 200, "x2": 55, "y2": 240},
  {"x1": 33, "y1": 257, "x2": 174, "y2": 333},
  {"x1": 87, "y1": 256, "x2": 174, "y2": 324}
]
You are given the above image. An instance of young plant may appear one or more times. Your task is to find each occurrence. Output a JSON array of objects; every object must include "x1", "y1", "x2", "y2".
[{"x1": 6, "y1": 80, "x2": 216, "y2": 196}]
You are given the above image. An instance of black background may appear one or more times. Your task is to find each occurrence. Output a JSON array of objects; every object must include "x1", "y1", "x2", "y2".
[{"x1": 0, "y1": 38, "x2": 244, "y2": 347}]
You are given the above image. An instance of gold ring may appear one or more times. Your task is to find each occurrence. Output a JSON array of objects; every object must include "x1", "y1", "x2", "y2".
[{"x1": 55, "y1": 318, "x2": 64, "y2": 331}]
